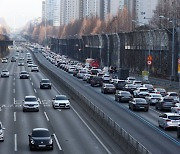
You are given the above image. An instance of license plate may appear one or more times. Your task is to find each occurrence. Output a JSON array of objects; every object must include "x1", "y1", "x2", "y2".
[
  {"x1": 39, "y1": 145, "x2": 46, "y2": 147},
  {"x1": 140, "y1": 107, "x2": 144, "y2": 109}
]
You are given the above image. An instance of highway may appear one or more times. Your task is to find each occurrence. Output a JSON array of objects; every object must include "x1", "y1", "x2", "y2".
[
  {"x1": 33, "y1": 48, "x2": 180, "y2": 154},
  {"x1": 0, "y1": 48, "x2": 122, "y2": 154}
]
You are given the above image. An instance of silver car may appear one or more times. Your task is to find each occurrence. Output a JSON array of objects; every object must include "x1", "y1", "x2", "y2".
[
  {"x1": 0, "y1": 121, "x2": 5, "y2": 141},
  {"x1": 23, "y1": 96, "x2": 40, "y2": 112},
  {"x1": 158, "y1": 113, "x2": 180, "y2": 130}
]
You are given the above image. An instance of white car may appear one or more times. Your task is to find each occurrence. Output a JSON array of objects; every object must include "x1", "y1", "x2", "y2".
[
  {"x1": 31, "y1": 65, "x2": 39, "y2": 72},
  {"x1": 102, "y1": 74, "x2": 111, "y2": 83},
  {"x1": 133, "y1": 87, "x2": 149, "y2": 97},
  {"x1": 167, "y1": 92, "x2": 179, "y2": 103},
  {"x1": 52, "y1": 95, "x2": 70, "y2": 109},
  {"x1": 126, "y1": 77, "x2": 136, "y2": 84},
  {"x1": 1, "y1": 70, "x2": 9, "y2": 77},
  {"x1": 0, "y1": 122, "x2": 5, "y2": 141},
  {"x1": 1, "y1": 58, "x2": 8, "y2": 63},
  {"x1": 22, "y1": 96, "x2": 39, "y2": 112},
  {"x1": 171, "y1": 103, "x2": 180, "y2": 114},
  {"x1": 133, "y1": 80, "x2": 142, "y2": 88},
  {"x1": 158, "y1": 113, "x2": 180, "y2": 130},
  {"x1": 145, "y1": 93, "x2": 162, "y2": 105}
]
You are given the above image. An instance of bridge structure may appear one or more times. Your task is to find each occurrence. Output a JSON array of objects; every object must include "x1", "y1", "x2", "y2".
[{"x1": 49, "y1": 28, "x2": 180, "y2": 80}]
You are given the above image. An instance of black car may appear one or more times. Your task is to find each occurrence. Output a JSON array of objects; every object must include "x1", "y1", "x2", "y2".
[
  {"x1": 40, "y1": 79, "x2": 52, "y2": 89},
  {"x1": 19, "y1": 71, "x2": 29, "y2": 79},
  {"x1": 115, "y1": 91, "x2": 133, "y2": 102},
  {"x1": 123, "y1": 84, "x2": 137, "y2": 94},
  {"x1": 11, "y1": 57, "x2": 16, "y2": 62},
  {"x1": 101, "y1": 83, "x2": 116, "y2": 94},
  {"x1": 129, "y1": 98, "x2": 149, "y2": 112},
  {"x1": 28, "y1": 128, "x2": 53, "y2": 150},
  {"x1": 90, "y1": 76, "x2": 103, "y2": 87}
]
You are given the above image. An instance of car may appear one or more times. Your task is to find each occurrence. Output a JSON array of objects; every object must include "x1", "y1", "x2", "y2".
[
  {"x1": 0, "y1": 122, "x2": 5, "y2": 141},
  {"x1": 18, "y1": 62, "x2": 24, "y2": 66},
  {"x1": 40, "y1": 79, "x2": 52, "y2": 89},
  {"x1": 133, "y1": 80, "x2": 142, "y2": 88},
  {"x1": 22, "y1": 96, "x2": 39, "y2": 112},
  {"x1": 142, "y1": 84, "x2": 154, "y2": 93},
  {"x1": 52, "y1": 95, "x2": 70, "y2": 109},
  {"x1": 102, "y1": 74, "x2": 111, "y2": 83},
  {"x1": 115, "y1": 91, "x2": 133, "y2": 102},
  {"x1": 101, "y1": 83, "x2": 116, "y2": 94},
  {"x1": 112, "y1": 79, "x2": 126, "y2": 90},
  {"x1": 158, "y1": 113, "x2": 180, "y2": 130},
  {"x1": 177, "y1": 124, "x2": 180, "y2": 138},
  {"x1": 1, "y1": 70, "x2": 9, "y2": 77},
  {"x1": 11, "y1": 57, "x2": 16, "y2": 62},
  {"x1": 31, "y1": 65, "x2": 39, "y2": 72},
  {"x1": 145, "y1": 93, "x2": 162, "y2": 105},
  {"x1": 77, "y1": 69, "x2": 87, "y2": 79},
  {"x1": 1, "y1": 58, "x2": 8, "y2": 63},
  {"x1": 27, "y1": 62, "x2": 33, "y2": 67},
  {"x1": 171, "y1": 103, "x2": 180, "y2": 114},
  {"x1": 133, "y1": 87, "x2": 149, "y2": 97},
  {"x1": 154, "y1": 88, "x2": 167, "y2": 97},
  {"x1": 167, "y1": 92, "x2": 179, "y2": 103},
  {"x1": 19, "y1": 71, "x2": 29, "y2": 79},
  {"x1": 123, "y1": 84, "x2": 137, "y2": 94},
  {"x1": 155, "y1": 96, "x2": 176, "y2": 111},
  {"x1": 28, "y1": 128, "x2": 53, "y2": 150},
  {"x1": 90, "y1": 76, "x2": 103, "y2": 87},
  {"x1": 129, "y1": 98, "x2": 149, "y2": 111},
  {"x1": 126, "y1": 77, "x2": 136, "y2": 84}
]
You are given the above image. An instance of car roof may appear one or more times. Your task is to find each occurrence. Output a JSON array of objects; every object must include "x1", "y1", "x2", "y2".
[
  {"x1": 163, "y1": 113, "x2": 180, "y2": 116},
  {"x1": 25, "y1": 96, "x2": 36, "y2": 98},
  {"x1": 32, "y1": 128, "x2": 49, "y2": 131},
  {"x1": 42, "y1": 79, "x2": 49, "y2": 80}
]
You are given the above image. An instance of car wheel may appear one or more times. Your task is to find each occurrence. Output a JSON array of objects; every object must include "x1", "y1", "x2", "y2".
[
  {"x1": 29, "y1": 145, "x2": 33, "y2": 151},
  {"x1": 23, "y1": 109, "x2": 26, "y2": 112},
  {"x1": 163, "y1": 124, "x2": 167, "y2": 130}
]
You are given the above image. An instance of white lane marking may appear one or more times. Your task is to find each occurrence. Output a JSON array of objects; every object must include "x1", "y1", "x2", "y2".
[
  {"x1": 30, "y1": 78, "x2": 31, "y2": 80},
  {"x1": 150, "y1": 107, "x2": 161, "y2": 114},
  {"x1": 58, "y1": 109, "x2": 61, "y2": 112},
  {"x1": 38, "y1": 98, "x2": 42, "y2": 104},
  {"x1": 0, "y1": 107, "x2": 2, "y2": 111},
  {"x1": 13, "y1": 82, "x2": 15, "y2": 86},
  {"x1": 13, "y1": 89, "x2": 15, "y2": 94},
  {"x1": 32, "y1": 82, "x2": 33, "y2": 86},
  {"x1": 44, "y1": 112, "x2": 49, "y2": 121},
  {"x1": 14, "y1": 98, "x2": 16, "y2": 104},
  {"x1": 14, "y1": 77, "x2": 15, "y2": 80},
  {"x1": 53, "y1": 133, "x2": 62, "y2": 151},
  {"x1": 34, "y1": 89, "x2": 37, "y2": 93},
  {"x1": 14, "y1": 134, "x2": 17, "y2": 151},
  {"x1": 71, "y1": 106, "x2": 112, "y2": 154},
  {"x1": 14, "y1": 112, "x2": 16, "y2": 122}
]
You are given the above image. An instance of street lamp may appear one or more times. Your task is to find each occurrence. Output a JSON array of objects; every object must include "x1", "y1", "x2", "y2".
[{"x1": 159, "y1": 16, "x2": 180, "y2": 80}]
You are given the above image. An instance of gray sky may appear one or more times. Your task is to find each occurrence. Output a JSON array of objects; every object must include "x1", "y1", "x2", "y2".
[{"x1": 0, "y1": 0, "x2": 43, "y2": 29}]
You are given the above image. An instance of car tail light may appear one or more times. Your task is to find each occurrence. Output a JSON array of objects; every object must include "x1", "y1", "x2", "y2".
[{"x1": 166, "y1": 119, "x2": 171, "y2": 122}]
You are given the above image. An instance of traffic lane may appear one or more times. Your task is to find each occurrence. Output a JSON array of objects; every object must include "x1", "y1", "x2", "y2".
[
  {"x1": 14, "y1": 69, "x2": 62, "y2": 153},
  {"x1": 29, "y1": 66, "x2": 120, "y2": 154},
  {"x1": 0, "y1": 59, "x2": 18, "y2": 154}
]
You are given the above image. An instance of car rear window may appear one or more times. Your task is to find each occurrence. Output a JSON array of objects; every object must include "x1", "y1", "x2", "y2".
[{"x1": 168, "y1": 116, "x2": 180, "y2": 120}]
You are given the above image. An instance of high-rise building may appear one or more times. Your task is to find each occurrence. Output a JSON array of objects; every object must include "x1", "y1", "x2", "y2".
[
  {"x1": 42, "y1": 1, "x2": 46, "y2": 24},
  {"x1": 53, "y1": 0, "x2": 61, "y2": 26},
  {"x1": 45, "y1": 0, "x2": 54, "y2": 25}
]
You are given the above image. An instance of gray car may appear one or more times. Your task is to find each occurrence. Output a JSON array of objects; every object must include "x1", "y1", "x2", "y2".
[{"x1": 129, "y1": 98, "x2": 149, "y2": 112}]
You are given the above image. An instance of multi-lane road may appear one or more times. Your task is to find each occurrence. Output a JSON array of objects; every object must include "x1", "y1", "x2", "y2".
[
  {"x1": 33, "y1": 47, "x2": 180, "y2": 154},
  {"x1": 0, "y1": 47, "x2": 123, "y2": 154}
]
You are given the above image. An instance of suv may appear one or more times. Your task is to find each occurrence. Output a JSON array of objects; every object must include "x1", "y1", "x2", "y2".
[
  {"x1": 0, "y1": 122, "x2": 5, "y2": 141},
  {"x1": 31, "y1": 65, "x2": 39, "y2": 72},
  {"x1": 1, "y1": 70, "x2": 9, "y2": 78},
  {"x1": 23, "y1": 96, "x2": 40, "y2": 112},
  {"x1": 19, "y1": 71, "x2": 29, "y2": 79},
  {"x1": 40, "y1": 79, "x2": 52, "y2": 89},
  {"x1": 52, "y1": 95, "x2": 70, "y2": 109}
]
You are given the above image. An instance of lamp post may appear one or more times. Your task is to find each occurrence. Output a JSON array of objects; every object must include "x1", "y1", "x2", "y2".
[{"x1": 159, "y1": 16, "x2": 180, "y2": 80}]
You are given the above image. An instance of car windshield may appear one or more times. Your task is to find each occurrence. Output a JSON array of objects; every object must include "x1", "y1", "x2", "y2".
[
  {"x1": 170, "y1": 93, "x2": 178, "y2": 96},
  {"x1": 55, "y1": 96, "x2": 68, "y2": 100},
  {"x1": 151, "y1": 94, "x2": 161, "y2": 98},
  {"x1": 157, "y1": 88, "x2": 166, "y2": 92},
  {"x1": 164, "y1": 98, "x2": 174, "y2": 102},
  {"x1": 25, "y1": 97, "x2": 37, "y2": 101},
  {"x1": 106, "y1": 84, "x2": 114, "y2": 88},
  {"x1": 145, "y1": 84, "x2": 153, "y2": 88},
  {"x1": 32, "y1": 130, "x2": 50, "y2": 137},
  {"x1": 121, "y1": 92, "x2": 131, "y2": 96},
  {"x1": 42, "y1": 80, "x2": 50, "y2": 83},
  {"x1": 168, "y1": 116, "x2": 180, "y2": 120},
  {"x1": 21, "y1": 72, "x2": 27, "y2": 74},
  {"x1": 2, "y1": 70, "x2": 8, "y2": 72},
  {"x1": 136, "y1": 99, "x2": 146, "y2": 103}
]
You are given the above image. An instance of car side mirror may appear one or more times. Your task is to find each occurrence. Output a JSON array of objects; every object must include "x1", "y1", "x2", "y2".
[{"x1": 53, "y1": 98, "x2": 55, "y2": 100}]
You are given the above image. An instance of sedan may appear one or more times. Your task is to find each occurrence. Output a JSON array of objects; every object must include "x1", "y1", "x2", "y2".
[
  {"x1": 52, "y1": 95, "x2": 70, "y2": 109},
  {"x1": 154, "y1": 88, "x2": 167, "y2": 97},
  {"x1": 31, "y1": 65, "x2": 39, "y2": 72},
  {"x1": 145, "y1": 93, "x2": 162, "y2": 105},
  {"x1": 1, "y1": 70, "x2": 9, "y2": 77},
  {"x1": 115, "y1": 91, "x2": 133, "y2": 102},
  {"x1": 158, "y1": 113, "x2": 180, "y2": 130},
  {"x1": 22, "y1": 96, "x2": 39, "y2": 112},
  {"x1": 28, "y1": 128, "x2": 53, "y2": 150},
  {"x1": 129, "y1": 98, "x2": 149, "y2": 112},
  {"x1": 101, "y1": 83, "x2": 116, "y2": 94},
  {"x1": 155, "y1": 96, "x2": 176, "y2": 111}
]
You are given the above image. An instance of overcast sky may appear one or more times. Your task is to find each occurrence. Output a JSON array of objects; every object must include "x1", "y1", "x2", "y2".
[{"x1": 0, "y1": 0, "x2": 43, "y2": 29}]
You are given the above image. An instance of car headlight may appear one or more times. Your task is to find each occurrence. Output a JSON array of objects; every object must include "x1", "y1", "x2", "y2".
[
  {"x1": 49, "y1": 139, "x2": 53, "y2": 144},
  {"x1": 30, "y1": 139, "x2": 35, "y2": 144}
]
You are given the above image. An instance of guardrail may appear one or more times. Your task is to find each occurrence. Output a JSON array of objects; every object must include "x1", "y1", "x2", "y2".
[{"x1": 33, "y1": 51, "x2": 151, "y2": 154}]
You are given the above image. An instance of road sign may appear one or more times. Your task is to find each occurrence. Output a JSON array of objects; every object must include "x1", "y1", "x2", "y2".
[
  {"x1": 147, "y1": 55, "x2": 152, "y2": 61},
  {"x1": 147, "y1": 61, "x2": 152, "y2": 65}
]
